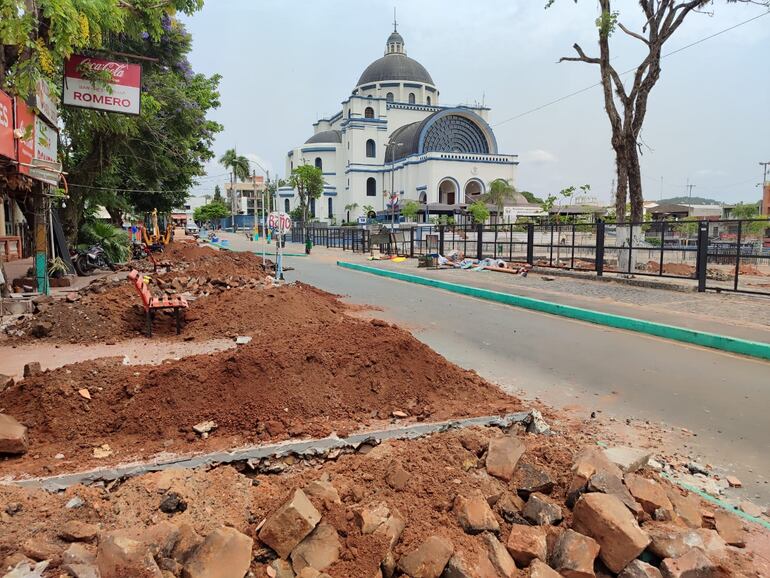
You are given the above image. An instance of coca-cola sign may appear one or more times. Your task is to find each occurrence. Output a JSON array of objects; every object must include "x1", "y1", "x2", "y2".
[{"x1": 63, "y1": 54, "x2": 141, "y2": 115}]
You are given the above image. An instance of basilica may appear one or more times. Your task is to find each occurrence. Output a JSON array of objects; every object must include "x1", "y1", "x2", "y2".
[{"x1": 279, "y1": 24, "x2": 524, "y2": 223}]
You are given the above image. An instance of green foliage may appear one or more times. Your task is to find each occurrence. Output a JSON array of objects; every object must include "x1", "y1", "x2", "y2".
[
  {"x1": 362, "y1": 204, "x2": 375, "y2": 215},
  {"x1": 219, "y1": 149, "x2": 251, "y2": 182},
  {"x1": 467, "y1": 200, "x2": 490, "y2": 224},
  {"x1": 0, "y1": 0, "x2": 203, "y2": 98},
  {"x1": 79, "y1": 221, "x2": 129, "y2": 263},
  {"x1": 520, "y1": 191, "x2": 543, "y2": 205},
  {"x1": 482, "y1": 179, "x2": 518, "y2": 222},
  {"x1": 193, "y1": 201, "x2": 229, "y2": 224},
  {"x1": 213, "y1": 185, "x2": 223, "y2": 203},
  {"x1": 730, "y1": 202, "x2": 761, "y2": 219},
  {"x1": 288, "y1": 206, "x2": 304, "y2": 221},
  {"x1": 58, "y1": 13, "x2": 222, "y2": 238},
  {"x1": 401, "y1": 200, "x2": 420, "y2": 222},
  {"x1": 288, "y1": 164, "x2": 324, "y2": 223},
  {"x1": 596, "y1": 9, "x2": 619, "y2": 37},
  {"x1": 48, "y1": 256, "x2": 68, "y2": 277}
]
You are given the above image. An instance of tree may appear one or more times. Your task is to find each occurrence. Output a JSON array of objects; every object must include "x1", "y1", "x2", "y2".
[
  {"x1": 482, "y1": 179, "x2": 519, "y2": 224},
  {"x1": 219, "y1": 148, "x2": 250, "y2": 214},
  {"x1": 193, "y1": 200, "x2": 229, "y2": 225},
  {"x1": 344, "y1": 202, "x2": 359, "y2": 224},
  {"x1": 731, "y1": 202, "x2": 760, "y2": 219},
  {"x1": 467, "y1": 200, "x2": 490, "y2": 224},
  {"x1": 288, "y1": 164, "x2": 324, "y2": 225},
  {"x1": 54, "y1": 14, "x2": 221, "y2": 239},
  {"x1": 520, "y1": 191, "x2": 544, "y2": 205},
  {"x1": 213, "y1": 185, "x2": 223, "y2": 203},
  {"x1": 553, "y1": 0, "x2": 768, "y2": 222},
  {"x1": 401, "y1": 200, "x2": 420, "y2": 222}
]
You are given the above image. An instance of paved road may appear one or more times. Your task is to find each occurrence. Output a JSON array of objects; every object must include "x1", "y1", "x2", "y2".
[{"x1": 226, "y1": 235, "x2": 770, "y2": 505}]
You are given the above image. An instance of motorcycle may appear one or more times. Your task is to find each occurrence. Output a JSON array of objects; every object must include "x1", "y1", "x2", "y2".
[{"x1": 70, "y1": 244, "x2": 117, "y2": 276}]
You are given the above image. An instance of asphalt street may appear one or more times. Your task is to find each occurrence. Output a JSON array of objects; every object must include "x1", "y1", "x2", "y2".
[{"x1": 226, "y1": 234, "x2": 770, "y2": 505}]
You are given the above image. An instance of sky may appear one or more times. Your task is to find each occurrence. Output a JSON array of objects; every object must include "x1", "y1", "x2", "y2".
[{"x1": 181, "y1": 1, "x2": 770, "y2": 205}]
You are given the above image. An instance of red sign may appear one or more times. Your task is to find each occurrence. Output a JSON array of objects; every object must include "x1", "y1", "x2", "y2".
[
  {"x1": 268, "y1": 212, "x2": 292, "y2": 232},
  {"x1": 14, "y1": 98, "x2": 35, "y2": 175},
  {"x1": 0, "y1": 89, "x2": 13, "y2": 159},
  {"x1": 63, "y1": 55, "x2": 142, "y2": 115}
]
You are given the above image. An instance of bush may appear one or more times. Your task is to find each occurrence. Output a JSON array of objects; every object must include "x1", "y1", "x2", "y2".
[{"x1": 79, "y1": 221, "x2": 129, "y2": 263}]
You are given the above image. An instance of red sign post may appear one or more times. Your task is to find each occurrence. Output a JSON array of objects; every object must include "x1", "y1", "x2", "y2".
[{"x1": 63, "y1": 55, "x2": 142, "y2": 115}]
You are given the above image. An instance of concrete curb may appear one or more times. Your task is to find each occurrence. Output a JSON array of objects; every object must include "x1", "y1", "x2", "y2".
[{"x1": 337, "y1": 261, "x2": 770, "y2": 361}]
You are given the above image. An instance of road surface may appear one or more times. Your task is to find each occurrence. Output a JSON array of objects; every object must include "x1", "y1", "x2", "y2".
[{"x1": 228, "y1": 235, "x2": 770, "y2": 506}]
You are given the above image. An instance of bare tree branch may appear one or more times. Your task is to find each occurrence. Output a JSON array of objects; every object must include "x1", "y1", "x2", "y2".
[
  {"x1": 558, "y1": 43, "x2": 600, "y2": 64},
  {"x1": 618, "y1": 22, "x2": 650, "y2": 44}
]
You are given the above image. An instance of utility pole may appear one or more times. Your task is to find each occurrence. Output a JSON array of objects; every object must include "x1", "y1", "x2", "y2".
[
  {"x1": 760, "y1": 161, "x2": 770, "y2": 186},
  {"x1": 686, "y1": 179, "x2": 695, "y2": 206}
]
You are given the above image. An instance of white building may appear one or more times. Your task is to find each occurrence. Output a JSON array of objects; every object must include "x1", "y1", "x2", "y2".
[{"x1": 279, "y1": 24, "x2": 526, "y2": 223}]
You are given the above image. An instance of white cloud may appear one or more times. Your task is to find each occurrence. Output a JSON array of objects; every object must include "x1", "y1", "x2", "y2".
[{"x1": 523, "y1": 149, "x2": 558, "y2": 164}]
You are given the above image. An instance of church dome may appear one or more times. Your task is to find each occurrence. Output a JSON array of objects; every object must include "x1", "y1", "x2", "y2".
[
  {"x1": 305, "y1": 130, "x2": 342, "y2": 144},
  {"x1": 356, "y1": 27, "x2": 434, "y2": 87},
  {"x1": 357, "y1": 54, "x2": 434, "y2": 86}
]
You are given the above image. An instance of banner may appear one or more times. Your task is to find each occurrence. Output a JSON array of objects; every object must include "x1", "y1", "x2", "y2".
[
  {"x1": 63, "y1": 55, "x2": 142, "y2": 115},
  {"x1": 0, "y1": 89, "x2": 13, "y2": 159},
  {"x1": 34, "y1": 116, "x2": 58, "y2": 164},
  {"x1": 35, "y1": 79, "x2": 59, "y2": 125},
  {"x1": 14, "y1": 98, "x2": 35, "y2": 175}
]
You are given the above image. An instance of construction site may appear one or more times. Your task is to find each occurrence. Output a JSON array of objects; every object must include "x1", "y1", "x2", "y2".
[{"x1": 0, "y1": 236, "x2": 768, "y2": 578}]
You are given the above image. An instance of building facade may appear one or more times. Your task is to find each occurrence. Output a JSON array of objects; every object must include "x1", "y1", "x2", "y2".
[{"x1": 279, "y1": 25, "x2": 521, "y2": 223}]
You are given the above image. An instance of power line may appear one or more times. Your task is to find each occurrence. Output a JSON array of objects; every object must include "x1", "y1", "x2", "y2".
[{"x1": 493, "y1": 10, "x2": 770, "y2": 128}]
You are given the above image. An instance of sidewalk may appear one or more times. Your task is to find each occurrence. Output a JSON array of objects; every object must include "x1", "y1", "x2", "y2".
[
  {"x1": 216, "y1": 232, "x2": 770, "y2": 345},
  {"x1": 335, "y1": 252, "x2": 770, "y2": 345}
]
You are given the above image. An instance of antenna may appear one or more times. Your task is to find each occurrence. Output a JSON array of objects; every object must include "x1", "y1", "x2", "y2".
[{"x1": 393, "y1": 7, "x2": 398, "y2": 32}]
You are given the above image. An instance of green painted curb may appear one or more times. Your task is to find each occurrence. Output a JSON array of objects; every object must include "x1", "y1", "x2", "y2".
[
  {"x1": 337, "y1": 261, "x2": 770, "y2": 361},
  {"x1": 661, "y1": 473, "x2": 770, "y2": 530}
]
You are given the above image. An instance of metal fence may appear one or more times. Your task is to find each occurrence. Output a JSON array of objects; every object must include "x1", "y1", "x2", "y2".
[{"x1": 292, "y1": 220, "x2": 770, "y2": 296}]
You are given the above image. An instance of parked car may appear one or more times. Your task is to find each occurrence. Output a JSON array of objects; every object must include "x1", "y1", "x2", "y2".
[{"x1": 185, "y1": 222, "x2": 200, "y2": 236}]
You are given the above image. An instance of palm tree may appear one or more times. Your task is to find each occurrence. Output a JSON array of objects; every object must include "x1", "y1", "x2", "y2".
[
  {"x1": 482, "y1": 179, "x2": 519, "y2": 252},
  {"x1": 219, "y1": 148, "x2": 250, "y2": 229},
  {"x1": 344, "y1": 202, "x2": 359, "y2": 224}
]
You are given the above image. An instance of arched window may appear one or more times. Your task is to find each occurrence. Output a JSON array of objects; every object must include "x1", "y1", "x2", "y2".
[
  {"x1": 386, "y1": 92, "x2": 394, "y2": 103},
  {"x1": 310, "y1": 198, "x2": 316, "y2": 218},
  {"x1": 364, "y1": 107, "x2": 374, "y2": 119},
  {"x1": 284, "y1": 199, "x2": 290, "y2": 212},
  {"x1": 314, "y1": 157, "x2": 322, "y2": 171},
  {"x1": 408, "y1": 93, "x2": 415, "y2": 104},
  {"x1": 366, "y1": 177, "x2": 376, "y2": 197},
  {"x1": 366, "y1": 139, "x2": 376, "y2": 158},
  {"x1": 426, "y1": 96, "x2": 431, "y2": 106},
  {"x1": 327, "y1": 197, "x2": 333, "y2": 218},
  {"x1": 347, "y1": 109, "x2": 351, "y2": 118},
  {"x1": 290, "y1": 161, "x2": 294, "y2": 170}
]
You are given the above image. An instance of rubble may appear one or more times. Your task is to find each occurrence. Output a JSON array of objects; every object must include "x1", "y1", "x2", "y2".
[
  {"x1": 713, "y1": 509, "x2": 746, "y2": 547},
  {"x1": 0, "y1": 413, "x2": 28, "y2": 455},
  {"x1": 505, "y1": 524, "x2": 546, "y2": 566},
  {"x1": 397, "y1": 535, "x2": 453, "y2": 578},
  {"x1": 522, "y1": 492, "x2": 563, "y2": 525},
  {"x1": 183, "y1": 526, "x2": 253, "y2": 578},
  {"x1": 550, "y1": 529, "x2": 600, "y2": 578},
  {"x1": 454, "y1": 492, "x2": 500, "y2": 534},
  {"x1": 659, "y1": 548, "x2": 722, "y2": 578},
  {"x1": 604, "y1": 446, "x2": 651, "y2": 473},
  {"x1": 258, "y1": 489, "x2": 322, "y2": 558},
  {"x1": 572, "y1": 493, "x2": 650, "y2": 573},
  {"x1": 485, "y1": 434, "x2": 525, "y2": 481}
]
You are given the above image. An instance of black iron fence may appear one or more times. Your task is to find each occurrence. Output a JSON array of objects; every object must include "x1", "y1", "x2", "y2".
[{"x1": 291, "y1": 220, "x2": 770, "y2": 296}]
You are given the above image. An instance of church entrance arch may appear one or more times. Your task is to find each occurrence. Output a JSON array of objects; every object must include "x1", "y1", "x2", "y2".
[
  {"x1": 464, "y1": 179, "x2": 484, "y2": 202},
  {"x1": 438, "y1": 178, "x2": 458, "y2": 205}
]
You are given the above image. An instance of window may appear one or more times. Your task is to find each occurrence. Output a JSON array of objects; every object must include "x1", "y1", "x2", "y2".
[
  {"x1": 347, "y1": 109, "x2": 351, "y2": 118},
  {"x1": 315, "y1": 157, "x2": 322, "y2": 171},
  {"x1": 366, "y1": 177, "x2": 376, "y2": 197},
  {"x1": 284, "y1": 199, "x2": 290, "y2": 212},
  {"x1": 327, "y1": 197, "x2": 333, "y2": 218},
  {"x1": 364, "y1": 107, "x2": 374, "y2": 119},
  {"x1": 408, "y1": 93, "x2": 415, "y2": 104},
  {"x1": 386, "y1": 92, "x2": 394, "y2": 103},
  {"x1": 366, "y1": 139, "x2": 376, "y2": 158},
  {"x1": 426, "y1": 96, "x2": 431, "y2": 106},
  {"x1": 310, "y1": 198, "x2": 316, "y2": 218},
  {"x1": 290, "y1": 161, "x2": 293, "y2": 170}
]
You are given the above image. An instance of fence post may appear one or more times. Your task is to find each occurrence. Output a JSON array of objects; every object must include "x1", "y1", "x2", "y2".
[
  {"x1": 409, "y1": 227, "x2": 415, "y2": 258},
  {"x1": 439, "y1": 225, "x2": 445, "y2": 255},
  {"x1": 526, "y1": 223, "x2": 534, "y2": 265},
  {"x1": 476, "y1": 223, "x2": 483, "y2": 260},
  {"x1": 595, "y1": 220, "x2": 605, "y2": 276},
  {"x1": 696, "y1": 220, "x2": 708, "y2": 292}
]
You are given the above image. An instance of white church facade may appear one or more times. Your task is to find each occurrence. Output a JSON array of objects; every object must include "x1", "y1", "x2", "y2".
[{"x1": 279, "y1": 25, "x2": 528, "y2": 223}]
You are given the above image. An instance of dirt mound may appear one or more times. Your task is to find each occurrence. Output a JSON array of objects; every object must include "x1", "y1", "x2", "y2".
[
  {"x1": 0, "y1": 316, "x2": 516, "y2": 473},
  {"x1": 643, "y1": 261, "x2": 696, "y2": 276}
]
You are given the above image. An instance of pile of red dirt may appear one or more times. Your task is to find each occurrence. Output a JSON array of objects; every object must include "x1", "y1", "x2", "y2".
[
  {"x1": 0, "y1": 315, "x2": 518, "y2": 474},
  {"x1": 158, "y1": 243, "x2": 271, "y2": 279},
  {"x1": 738, "y1": 263, "x2": 768, "y2": 276},
  {"x1": 643, "y1": 261, "x2": 696, "y2": 276}
]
